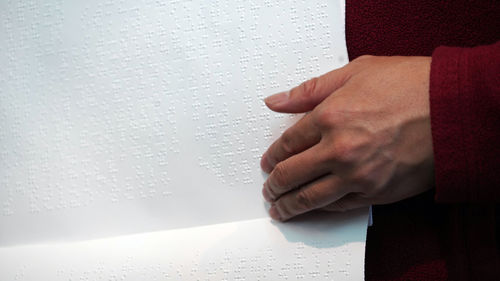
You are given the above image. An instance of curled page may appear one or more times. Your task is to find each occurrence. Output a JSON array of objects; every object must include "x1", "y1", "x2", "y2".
[{"x1": 0, "y1": 210, "x2": 367, "y2": 281}]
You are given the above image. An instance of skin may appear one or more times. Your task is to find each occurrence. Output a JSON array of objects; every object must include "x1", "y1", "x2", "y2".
[{"x1": 261, "y1": 55, "x2": 435, "y2": 221}]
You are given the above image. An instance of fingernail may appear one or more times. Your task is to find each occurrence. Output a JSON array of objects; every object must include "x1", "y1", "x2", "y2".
[
  {"x1": 269, "y1": 205, "x2": 282, "y2": 221},
  {"x1": 260, "y1": 152, "x2": 273, "y2": 173},
  {"x1": 264, "y1": 91, "x2": 289, "y2": 107}
]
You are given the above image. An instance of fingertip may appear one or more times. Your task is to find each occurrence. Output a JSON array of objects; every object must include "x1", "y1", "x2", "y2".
[
  {"x1": 269, "y1": 205, "x2": 282, "y2": 221},
  {"x1": 264, "y1": 91, "x2": 289, "y2": 107},
  {"x1": 262, "y1": 185, "x2": 272, "y2": 202},
  {"x1": 260, "y1": 152, "x2": 273, "y2": 173},
  {"x1": 264, "y1": 91, "x2": 301, "y2": 113}
]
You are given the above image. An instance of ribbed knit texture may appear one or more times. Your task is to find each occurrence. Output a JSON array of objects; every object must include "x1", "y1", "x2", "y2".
[{"x1": 345, "y1": 1, "x2": 500, "y2": 280}]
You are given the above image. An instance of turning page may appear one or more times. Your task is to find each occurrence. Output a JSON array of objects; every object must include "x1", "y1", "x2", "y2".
[{"x1": 0, "y1": 0, "x2": 368, "y2": 280}]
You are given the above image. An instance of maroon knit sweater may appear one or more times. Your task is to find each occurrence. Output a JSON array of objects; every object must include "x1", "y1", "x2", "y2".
[{"x1": 345, "y1": 1, "x2": 500, "y2": 280}]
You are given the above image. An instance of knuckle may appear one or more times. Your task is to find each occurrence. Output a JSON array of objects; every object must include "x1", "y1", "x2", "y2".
[
  {"x1": 280, "y1": 130, "x2": 295, "y2": 155},
  {"x1": 271, "y1": 162, "x2": 289, "y2": 190},
  {"x1": 312, "y1": 107, "x2": 328, "y2": 127},
  {"x1": 265, "y1": 183, "x2": 279, "y2": 201},
  {"x1": 299, "y1": 77, "x2": 319, "y2": 100},
  {"x1": 275, "y1": 199, "x2": 297, "y2": 220},
  {"x1": 352, "y1": 169, "x2": 374, "y2": 186},
  {"x1": 312, "y1": 106, "x2": 343, "y2": 128},
  {"x1": 295, "y1": 190, "x2": 316, "y2": 211},
  {"x1": 331, "y1": 139, "x2": 357, "y2": 162},
  {"x1": 352, "y1": 163, "x2": 379, "y2": 186}
]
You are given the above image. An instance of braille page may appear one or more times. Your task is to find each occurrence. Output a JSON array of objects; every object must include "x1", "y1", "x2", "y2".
[
  {"x1": 0, "y1": 0, "x2": 369, "y2": 279},
  {"x1": 0, "y1": 0, "x2": 354, "y2": 245},
  {"x1": 0, "y1": 209, "x2": 368, "y2": 281}
]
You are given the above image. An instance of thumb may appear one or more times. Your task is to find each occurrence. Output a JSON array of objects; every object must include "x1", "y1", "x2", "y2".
[{"x1": 264, "y1": 65, "x2": 351, "y2": 113}]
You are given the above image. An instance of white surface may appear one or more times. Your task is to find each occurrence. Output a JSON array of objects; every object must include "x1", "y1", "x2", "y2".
[
  {"x1": 0, "y1": 0, "x2": 367, "y2": 280},
  {"x1": 0, "y1": 0, "x2": 349, "y2": 246},
  {"x1": 0, "y1": 210, "x2": 368, "y2": 281}
]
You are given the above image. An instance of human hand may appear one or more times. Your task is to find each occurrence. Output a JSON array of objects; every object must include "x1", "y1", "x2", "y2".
[{"x1": 261, "y1": 55, "x2": 435, "y2": 221}]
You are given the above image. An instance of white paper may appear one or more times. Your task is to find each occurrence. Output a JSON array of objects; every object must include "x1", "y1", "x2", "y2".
[
  {"x1": 0, "y1": 0, "x2": 367, "y2": 280},
  {"x1": 0, "y1": 0, "x2": 350, "y2": 245},
  {"x1": 0, "y1": 210, "x2": 367, "y2": 281}
]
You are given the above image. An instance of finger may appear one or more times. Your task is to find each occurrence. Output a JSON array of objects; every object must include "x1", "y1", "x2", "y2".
[
  {"x1": 269, "y1": 174, "x2": 347, "y2": 221},
  {"x1": 264, "y1": 66, "x2": 351, "y2": 113},
  {"x1": 321, "y1": 193, "x2": 371, "y2": 212},
  {"x1": 262, "y1": 143, "x2": 331, "y2": 202},
  {"x1": 261, "y1": 113, "x2": 321, "y2": 173}
]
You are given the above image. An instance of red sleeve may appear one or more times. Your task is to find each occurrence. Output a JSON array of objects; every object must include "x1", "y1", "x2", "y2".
[{"x1": 430, "y1": 41, "x2": 500, "y2": 203}]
